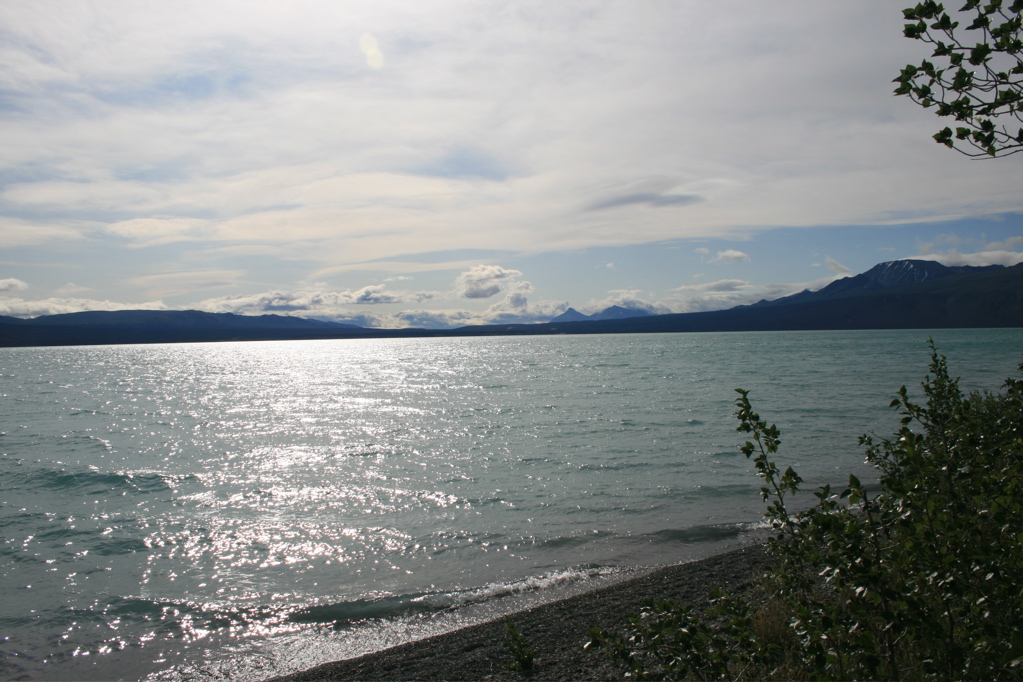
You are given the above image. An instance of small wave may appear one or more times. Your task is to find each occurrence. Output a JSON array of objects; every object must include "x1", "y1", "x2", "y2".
[
  {"x1": 6, "y1": 466, "x2": 177, "y2": 496},
  {"x1": 289, "y1": 592, "x2": 437, "y2": 625},
  {"x1": 85, "y1": 433, "x2": 114, "y2": 449},
  {"x1": 289, "y1": 566, "x2": 621, "y2": 627},
  {"x1": 52, "y1": 596, "x2": 291, "y2": 637},
  {"x1": 649, "y1": 483, "x2": 754, "y2": 501},
  {"x1": 630, "y1": 523, "x2": 754, "y2": 545},
  {"x1": 576, "y1": 460, "x2": 653, "y2": 472},
  {"x1": 538, "y1": 530, "x2": 615, "y2": 550},
  {"x1": 93, "y1": 536, "x2": 149, "y2": 556}
]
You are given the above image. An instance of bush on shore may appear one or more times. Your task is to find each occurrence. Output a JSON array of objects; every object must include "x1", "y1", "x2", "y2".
[{"x1": 588, "y1": 342, "x2": 1023, "y2": 680}]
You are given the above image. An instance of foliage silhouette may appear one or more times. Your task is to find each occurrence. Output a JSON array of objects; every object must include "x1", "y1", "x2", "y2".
[{"x1": 894, "y1": 1, "x2": 1023, "y2": 157}]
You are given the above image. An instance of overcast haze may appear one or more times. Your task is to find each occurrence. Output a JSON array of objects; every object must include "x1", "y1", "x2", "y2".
[{"x1": 2, "y1": 1, "x2": 1022, "y2": 328}]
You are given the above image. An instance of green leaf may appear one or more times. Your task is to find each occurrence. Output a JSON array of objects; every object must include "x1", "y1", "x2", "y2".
[{"x1": 934, "y1": 126, "x2": 956, "y2": 146}]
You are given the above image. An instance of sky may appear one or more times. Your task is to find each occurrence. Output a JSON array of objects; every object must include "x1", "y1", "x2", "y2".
[{"x1": 1, "y1": 1, "x2": 1022, "y2": 328}]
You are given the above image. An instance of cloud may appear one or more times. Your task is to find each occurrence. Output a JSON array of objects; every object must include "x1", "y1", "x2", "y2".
[
  {"x1": 662, "y1": 271, "x2": 846, "y2": 313},
  {"x1": 985, "y1": 236, "x2": 1023, "y2": 251},
  {"x1": 916, "y1": 233, "x2": 973, "y2": 254},
  {"x1": 711, "y1": 249, "x2": 750, "y2": 263},
  {"x1": 312, "y1": 259, "x2": 496, "y2": 279},
  {"x1": 413, "y1": 147, "x2": 509, "y2": 181},
  {"x1": 105, "y1": 217, "x2": 209, "y2": 247},
  {"x1": 454, "y1": 265, "x2": 523, "y2": 299},
  {"x1": 196, "y1": 284, "x2": 438, "y2": 316},
  {"x1": 392, "y1": 309, "x2": 478, "y2": 329},
  {"x1": 360, "y1": 34, "x2": 385, "y2": 69},
  {"x1": 826, "y1": 256, "x2": 852, "y2": 275},
  {"x1": 673, "y1": 279, "x2": 751, "y2": 293},
  {"x1": 913, "y1": 250, "x2": 1023, "y2": 267},
  {"x1": 4, "y1": 1, "x2": 1023, "y2": 316},
  {"x1": 666, "y1": 279, "x2": 765, "y2": 312},
  {"x1": 6, "y1": 1, "x2": 1020, "y2": 277},
  {"x1": 0, "y1": 217, "x2": 90, "y2": 247},
  {"x1": 340, "y1": 299, "x2": 566, "y2": 329},
  {"x1": 587, "y1": 192, "x2": 703, "y2": 211},
  {"x1": 127, "y1": 270, "x2": 245, "y2": 298},
  {"x1": 54, "y1": 282, "x2": 91, "y2": 295},
  {"x1": 0, "y1": 278, "x2": 29, "y2": 292},
  {"x1": 351, "y1": 284, "x2": 435, "y2": 305},
  {"x1": 474, "y1": 279, "x2": 570, "y2": 324},
  {"x1": 0, "y1": 296, "x2": 168, "y2": 318}
]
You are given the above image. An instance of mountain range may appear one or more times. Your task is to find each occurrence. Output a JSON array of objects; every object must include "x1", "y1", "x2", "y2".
[
  {"x1": 750, "y1": 259, "x2": 1002, "y2": 307},
  {"x1": 1, "y1": 259, "x2": 1021, "y2": 347},
  {"x1": 550, "y1": 305, "x2": 655, "y2": 323}
]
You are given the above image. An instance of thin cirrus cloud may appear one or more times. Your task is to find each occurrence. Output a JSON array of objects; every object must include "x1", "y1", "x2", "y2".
[
  {"x1": 587, "y1": 192, "x2": 704, "y2": 211},
  {"x1": 674, "y1": 279, "x2": 751, "y2": 294},
  {"x1": 127, "y1": 271, "x2": 246, "y2": 299},
  {"x1": 105, "y1": 217, "x2": 209, "y2": 247},
  {"x1": 8, "y1": 2, "x2": 1019, "y2": 257}
]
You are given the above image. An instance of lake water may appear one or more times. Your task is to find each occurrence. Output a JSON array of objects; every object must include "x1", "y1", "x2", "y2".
[{"x1": 2, "y1": 329, "x2": 1021, "y2": 680}]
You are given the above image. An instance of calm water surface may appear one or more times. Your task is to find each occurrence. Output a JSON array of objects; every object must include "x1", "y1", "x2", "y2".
[{"x1": 1, "y1": 329, "x2": 1020, "y2": 680}]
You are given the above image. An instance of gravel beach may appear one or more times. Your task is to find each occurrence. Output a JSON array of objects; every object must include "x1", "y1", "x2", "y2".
[{"x1": 271, "y1": 543, "x2": 770, "y2": 681}]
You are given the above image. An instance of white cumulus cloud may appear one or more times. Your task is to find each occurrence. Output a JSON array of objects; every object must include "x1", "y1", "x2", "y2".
[
  {"x1": 454, "y1": 265, "x2": 523, "y2": 299},
  {"x1": 914, "y1": 250, "x2": 1023, "y2": 267},
  {"x1": 711, "y1": 249, "x2": 751, "y2": 263},
  {"x1": 196, "y1": 284, "x2": 438, "y2": 316},
  {"x1": 0, "y1": 296, "x2": 168, "y2": 318},
  {"x1": 985, "y1": 236, "x2": 1023, "y2": 251},
  {"x1": 0, "y1": 278, "x2": 29, "y2": 292}
]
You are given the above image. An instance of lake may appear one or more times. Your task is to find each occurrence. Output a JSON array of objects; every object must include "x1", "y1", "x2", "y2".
[{"x1": 1, "y1": 329, "x2": 1020, "y2": 680}]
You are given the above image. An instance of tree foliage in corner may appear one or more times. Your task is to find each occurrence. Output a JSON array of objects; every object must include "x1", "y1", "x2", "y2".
[
  {"x1": 588, "y1": 344, "x2": 1023, "y2": 679},
  {"x1": 894, "y1": 1, "x2": 1023, "y2": 157}
]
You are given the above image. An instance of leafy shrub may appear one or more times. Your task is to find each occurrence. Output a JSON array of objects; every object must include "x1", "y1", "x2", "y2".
[{"x1": 589, "y1": 343, "x2": 1023, "y2": 680}]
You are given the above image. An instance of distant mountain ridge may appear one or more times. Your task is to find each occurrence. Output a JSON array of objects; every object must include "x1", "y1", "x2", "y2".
[
  {"x1": 0, "y1": 310, "x2": 364, "y2": 346},
  {"x1": 4, "y1": 309, "x2": 361, "y2": 330},
  {"x1": 2, "y1": 259, "x2": 1021, "y2": 346},
  {"x1": 753, "y1": 259, "x2": 1002, "y2": 307},
  {"x1": 550, "y1": 305, "x2": 654, "y2": 323},
  {"x1": 461, "y1": 260, "x2": 1023, "y2": 336},
  {"x1": 549, "y1": 307, "x2": 591, "y2": 323}
]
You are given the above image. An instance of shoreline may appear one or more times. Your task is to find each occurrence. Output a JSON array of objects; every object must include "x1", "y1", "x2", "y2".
[{"x1": 269, "y1": 543, "x2": 770, "y2": 681}]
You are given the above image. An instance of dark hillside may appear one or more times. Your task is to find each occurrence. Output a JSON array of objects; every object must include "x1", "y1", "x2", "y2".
[
  {"x1": 455, "y1": 262, "x2": 1023, "y2": 336},
  {"x1": 2, "y1": 261, "x2": 1020, "y2": 347}
]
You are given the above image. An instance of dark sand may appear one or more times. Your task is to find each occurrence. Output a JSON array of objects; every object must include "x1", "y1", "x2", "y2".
[{"x1": 271, "y1": 543, "x2": 770, "y2": 681}]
